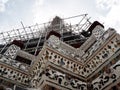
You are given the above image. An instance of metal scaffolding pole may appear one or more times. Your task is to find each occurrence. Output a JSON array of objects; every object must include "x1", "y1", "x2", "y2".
[
  {"x1": 21, "y1": 21, "x2": 29, "y2": 40},
  {"x1": 0, "y1": 14, "x2": 92, "y2": 54},
  {"x1": 34, "y1": 25, "x2": 43, "y2": 55},
  {"x1": 24, "y1": 26, "x2": 35, "y2": 50}
]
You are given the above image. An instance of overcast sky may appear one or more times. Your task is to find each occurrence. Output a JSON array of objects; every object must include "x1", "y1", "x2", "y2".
[{"x1": 0, "y1": 0, "x2": 120, "y2": 33}]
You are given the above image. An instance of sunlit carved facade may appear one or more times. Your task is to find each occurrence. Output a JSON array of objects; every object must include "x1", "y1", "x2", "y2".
[{"x1": 0, "y1": 15, "x2": 120, "y2": 90}]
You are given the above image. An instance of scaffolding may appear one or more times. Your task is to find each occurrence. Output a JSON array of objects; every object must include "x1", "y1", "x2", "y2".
[{"x1": 0, "y1": 14, "x2": 92, "y2": 55}]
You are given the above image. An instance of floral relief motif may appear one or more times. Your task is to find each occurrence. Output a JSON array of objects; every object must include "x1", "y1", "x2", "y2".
[
  {"x1": 92, "y1": 60, "x2": 120, "y2": 90},
  {"x1": 45, "y1": 68, "x2": 87, "y2": 90}
]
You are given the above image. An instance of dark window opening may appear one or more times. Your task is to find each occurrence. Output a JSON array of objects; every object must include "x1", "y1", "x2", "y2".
[
  {"x1": 112, "y1": 86, "x2": 118, "y2": 90},
  {"x1": 51, "y1": 87, "x2": 55, "y2": 90},
  {"x1": 15, "y1": 86, "x2": 27, "y2": 90},
  {"x1": 15, "y1": 56, "x2": 32, "y2": 65}
]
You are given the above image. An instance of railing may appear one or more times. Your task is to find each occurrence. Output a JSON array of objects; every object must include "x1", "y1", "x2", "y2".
[{"x1": 0, "y1": 54, "x2": 29, "y2": 72}]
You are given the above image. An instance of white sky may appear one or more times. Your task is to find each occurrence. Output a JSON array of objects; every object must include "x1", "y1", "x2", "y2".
[{"x1": 0, "y1": 0, "x2": 120, "y2": 33}]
